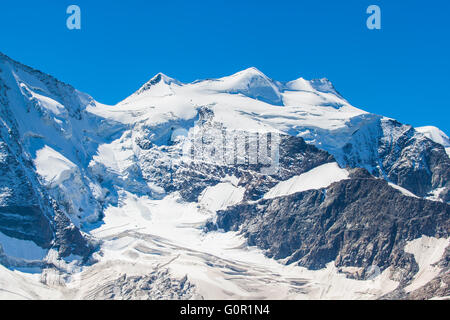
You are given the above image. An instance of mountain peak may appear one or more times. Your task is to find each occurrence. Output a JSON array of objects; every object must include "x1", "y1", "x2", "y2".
[
  {"x1": 284, "y1": 76, "x2": 343, "y2": 100},
  {"x1": 416, "y1": 126, "x2": 450, "y2": 154},
  {"x1": 145, "y1": 72, "x2": 180, "y2": 87},
  {"x1": 309, "y1": 78, "x2": 340, "y2": 95},
  {"x1": 231, "y1": 67, "x2": 268, "y2": 78},
  {"x1": 133, "y1": 72, "x2": 182, "y2": 97},
  {"x1": 210, "y1": 67, "x2": 283, "y2": 105}
]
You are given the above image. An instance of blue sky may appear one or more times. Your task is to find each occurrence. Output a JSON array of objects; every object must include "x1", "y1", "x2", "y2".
[{"x1": 0, "y1": 0, "x2": 449, "y2": 133}]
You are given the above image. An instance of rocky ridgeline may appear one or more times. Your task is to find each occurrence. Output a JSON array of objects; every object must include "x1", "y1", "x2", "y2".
[
  {"x1": 342, "y1": 118, "x2": 450, "y2": 202},
  {"x1": 213, "y1": 168, "x2": 449, "y2": 283}
]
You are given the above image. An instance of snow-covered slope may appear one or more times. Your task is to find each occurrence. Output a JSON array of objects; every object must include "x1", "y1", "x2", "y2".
[
  {"x1": 113, "y1": 66, "x2": 365, "y2": 133},
  {"x1": 264, "y1": 163, "x2": 349, "y2": 199},
  {"x1": 417, "y1": 126, "x2": 450, "y2": 156},
  {"x1": 0, "y1": 52, "x2": 449, "y2": 300}
]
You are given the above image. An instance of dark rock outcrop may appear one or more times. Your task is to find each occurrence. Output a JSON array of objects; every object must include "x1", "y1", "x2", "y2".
[
  {"x1": 342, "y1": 118, "x2": 450, "y2": 200},
  {"x1": 214, "y1": 174, "x2": 449, "y2": 281}
]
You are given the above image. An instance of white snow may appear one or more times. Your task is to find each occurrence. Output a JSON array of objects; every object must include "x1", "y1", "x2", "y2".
[
  {"x1": 199, "y1": 182, "x2": 245, "y2": 212},
  {"x1": 416, "y1": 126, "x2": 450, "y2": 147},
  {"x1": 416, "y1": 126, "x2": 450, "y2": 156},
  {"x1": 20, "y1": 83, "x2": 66, "y2": 116},
  {"x1": 86, "y1": 67, "x2": 367, "y2": 141},
  {"x1": 0, "y1": 264, "x2": 60, "y2": 300},
  {"x1": 34, "y1": 146, "x2": 77, "y2": 187},
  {"x1": 426, "y1": 187, "x2": 447, "y2": 202},
  {"x1": 85, "y1": 191, "x2": 399, "y2": 300},
  {"x1": 404, "y1": 236, "x2": 449, "y2": 293},
  {"x1": 388, "y1": 182, "x2": 419, "y2": 198},
  {"x1": 264, "y1": 162, "x2": 349, "y2": 199}
]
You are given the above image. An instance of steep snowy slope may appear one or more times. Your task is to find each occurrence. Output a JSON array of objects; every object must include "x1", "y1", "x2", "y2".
[
  {"x1": 0, "y1": 52, "x2": 105, "y2": 263},
  {"x1": 0, "y1": 52, "x2": 449, "y2": 300},
  {"x1": 417, "y1": 126, "x2": 450, "y2": 156}
]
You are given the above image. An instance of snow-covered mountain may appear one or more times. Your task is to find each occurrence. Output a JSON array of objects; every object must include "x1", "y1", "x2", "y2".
[
  {"x1": 0, "y1": 52, "x2": 449, "y2": 300},
  {"x1": 416, "y1": 126, "x2": 450, "y2": 156}
]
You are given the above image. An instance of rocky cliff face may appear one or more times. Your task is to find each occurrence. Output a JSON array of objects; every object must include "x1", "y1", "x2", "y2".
[
  {"x1": 341, "y1": 118, "x2": 450, "y2": 201},
  {"x1": 0, "y1": 53, "x2": 95, "y2": 259},
  {"x1": 0, "y1": 138, "x2": 53, "y2": 248},
  {"x1": 214, "y1": 169, "x2": 449, "y2": 283}
]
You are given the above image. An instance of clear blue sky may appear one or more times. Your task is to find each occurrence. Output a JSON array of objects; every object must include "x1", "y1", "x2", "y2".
[{"x1": 0, "y1": 0, "x2": 449, "y2": 133}]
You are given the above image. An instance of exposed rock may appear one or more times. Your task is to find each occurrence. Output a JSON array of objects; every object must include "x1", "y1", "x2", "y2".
[
  {"x1": 342, "y1": 118, "x2": 450, "y2": 201},
  {"x1": 215, "y1": 177, "x2": 449, "y2": 282}
]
